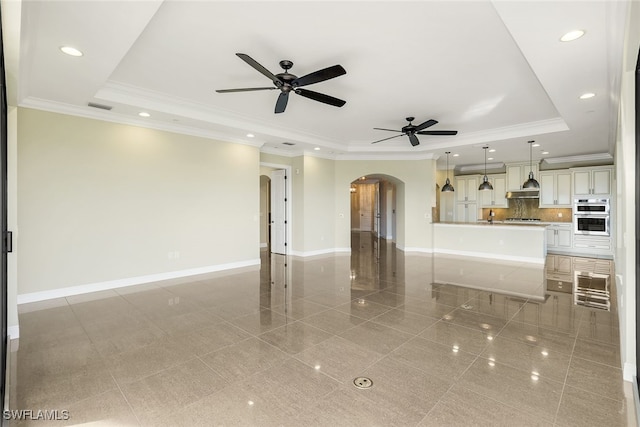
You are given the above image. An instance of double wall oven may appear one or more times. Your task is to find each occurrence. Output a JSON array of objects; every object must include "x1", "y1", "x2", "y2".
[{"x1": 573, "y1": 198, "x2": 610, "y2": 236}]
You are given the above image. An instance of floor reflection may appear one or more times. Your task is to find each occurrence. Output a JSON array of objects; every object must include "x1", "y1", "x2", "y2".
[{"x1": 10, "y1": 231, "x2": 631, "y2": 427}]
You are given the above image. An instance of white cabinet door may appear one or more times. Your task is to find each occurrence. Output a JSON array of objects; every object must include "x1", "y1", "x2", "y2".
[
  {"x1": 492, "y1": 175, "x2": 507, "y2": 207},
  {"x1": 465, "y1": 176, "x2": 478, "y2": 202},
  {"x1": 507, "y1": 165, "x2": 524, "y2": 191},
  {"x1": 592, "y1": 169, "x2": 611, "y2": 195},
  {"x1": 557, "y1": 228, "x2": 572, "y2": 248},
  {"x1": 556, "y1": 172, "x2": 572, "y2": 205},
  {"x1": 539, "y1": 173, "x2": 556, "y2": 206},
  {"x1": 546, "y1": 227, "x2": 557, "y2": 248},
  {"x1": 466, "y1": 203, "x2": 479, "y2": 222},
  {"x1": 573, "y1": 170, "x2": 591, "y2": 196}
]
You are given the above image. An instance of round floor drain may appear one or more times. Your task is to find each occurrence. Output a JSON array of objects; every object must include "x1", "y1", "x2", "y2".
[{"x1": 353, "y1": 377, "x2": 373, "y2": 389}]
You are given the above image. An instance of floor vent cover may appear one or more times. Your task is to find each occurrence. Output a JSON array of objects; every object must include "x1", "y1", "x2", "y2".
[{"x1": 353, "y1": 377, "x2": 373, "y2": 389}]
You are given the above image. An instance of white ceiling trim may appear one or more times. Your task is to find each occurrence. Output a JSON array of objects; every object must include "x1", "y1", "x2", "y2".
[
  {"x1": 19, "y1": 96, "x2": 265, "y2": 148},
  {"x1": 94, "y1": 81, "x2": 349, "y2": 150}
]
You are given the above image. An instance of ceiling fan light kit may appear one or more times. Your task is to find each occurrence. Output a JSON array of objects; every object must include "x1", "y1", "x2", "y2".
[
  {"x1": 216, "y1": 53, "x2": 346, "y2": 114},
  {"x1": 478, "y1": 146, "x2": 493, "y2": 191}
]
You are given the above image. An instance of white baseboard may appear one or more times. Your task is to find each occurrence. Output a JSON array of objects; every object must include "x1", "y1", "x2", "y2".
[
  {"x1": 624, "y1": 362, "x2": 637, "y2": 382},
  {"x1": 7, "y1": 325, "x2": 19, "y2": 340},
  {"x1": 434, "y1": 248, "x2": 545, "y2": 264},
  {"x1": 289, "y1": 248, "x2": 351, "y2": 257},
  {"x1": 399, "y1": 247, "x2": 433, "y2": 254},
  {"x1": 17, "y1": 259, "x2": 261, "y2": 305}
]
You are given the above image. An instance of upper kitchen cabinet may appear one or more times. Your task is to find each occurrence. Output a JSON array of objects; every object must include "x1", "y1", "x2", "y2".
[
  {"x1": 571, "y1": 166, "x2": 612, "y2": 197},
  {"x1": 455, "y1": 175, "x2": 480, "y2": 203},
  {"x1": 539, "y1": 170, "x2": 572, "y2": 208},
  {"x1": 506, "y1": 162, "x2": 539, "y2": 191},
  {"x1": 480, "y1": 174, "x2": 507, "y2": 208}
]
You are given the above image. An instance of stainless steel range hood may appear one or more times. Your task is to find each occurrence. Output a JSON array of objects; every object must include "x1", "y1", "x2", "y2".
[{"x1": 505, "y1": 189, "x2": 540, "y2": 199}]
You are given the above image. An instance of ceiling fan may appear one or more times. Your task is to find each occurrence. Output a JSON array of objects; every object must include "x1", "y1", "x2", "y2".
[
  {"x1": 372, "y1": 117, "x2": 458, "y2": 147},
  {"x1": 216, "y1": 53, "x2": 347, "y2": 114}
]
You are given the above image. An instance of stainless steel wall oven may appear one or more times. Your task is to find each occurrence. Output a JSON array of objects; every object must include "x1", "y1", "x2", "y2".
[{"x1": 574, "y1": 198, "x2": 610, "y2": 236}]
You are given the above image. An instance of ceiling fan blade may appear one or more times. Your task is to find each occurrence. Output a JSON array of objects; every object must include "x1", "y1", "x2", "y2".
[
  {"x1": 373, "y1": 127, "x2": 402, "y2": 132},
  {"x1": 236, "y1": 53, "x2": 281, "y2": 85},
  {"x1": 414, "y1": 119, "x2": 438, "y2": 132},
  {"x1": 417, "y1": 130, "x2": 458, "y2": 136},
  {"x1": 295, "y1": 88, "x2": 346, "y2": 107},
  {"x1": 216, "y1": 87, "x2": 277, "y2": 93},
  {"x1": 292, "y1": 65, "x2": 346, "y2": 87},
  {"x1": 408, "y1": 134, "x2": 420, "y2": 146},
  {"x1": 275, "y1": 92, "x2": 289, "y2": 114},
  {"x1": 371, "y1": 134, "x2": 404, "y2": 144}
]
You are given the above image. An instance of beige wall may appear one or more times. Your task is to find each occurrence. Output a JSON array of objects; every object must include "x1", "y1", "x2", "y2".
[
  {"x1": 18, "y1": 108, "x2": 260, "y2": 297},
  {"x1": 335, "y1": 159, "x2": 436, "y2": 252},
  {"x1": 299, "y1": 156, "x2": 336, "y2": 254}
]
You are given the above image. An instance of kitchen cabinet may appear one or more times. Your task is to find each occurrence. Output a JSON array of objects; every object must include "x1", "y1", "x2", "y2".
[
  {"x1": 573, "y1": 235, "x2": 612, "y2": 254},
  {"x1": 546, "y1": 253, "x2": 573, "y2": 294},
  {"x1": 455, "y1": 175, "x2": 479, "y2": 203},
  {"x1": 571, "y1": 166, "x2": 612, "y2": 197},
  {"x1": 480, "y1": 174, "x2": 507, "y2": 207},
  {"x1": 455, "y1": 202, "x2": 479, "y2": 223},
  {"x1": 546, "y1": 223, "x2": 572, "y2": 250},
  {"x1": 539, "y1": 170, "x2": 572, "y2": 207},
  {"x1": 506, "y1": 162, "x2": 539, "y2": 191}
]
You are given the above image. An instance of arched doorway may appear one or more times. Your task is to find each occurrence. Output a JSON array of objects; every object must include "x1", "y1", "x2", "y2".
[{"x1": 349, "y1": 174, "x2": 401, "y2": 245}]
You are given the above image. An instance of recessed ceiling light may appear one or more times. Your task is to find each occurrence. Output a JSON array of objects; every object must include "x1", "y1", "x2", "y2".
[
  {"x1": 542, "y1": 151, "x2": 549, "y2": 155},
  {"x1": 246, "y1": 133, "x2": 255, "y2": 138},
  {"x1": 314, "y1": 147, "x2": 320, "y2": 151},
  {"x1": 580, "y1": 93, "x2": 596, "y2": 99},
  {"x1": 560, "y1": 30, "x2": 585, "y2": 42},
  {"x1": 453, "y1": 153, "x2": 460, "y2": 157},
  {"x1": 489, "y1": 149, "x2": 496, "y2": 153},
  {"x1": 532, "y1": 143, "x2": 540, "y2": 147},
  {"x1": 138, "y1": 112, "x2": 150, "y2": 118},
  {"x1": 488, "y1": 157, "x2": 494, "y2": 161},
  {"x1": 60, "y1": 46, "x2": 83, "y2": 57}
]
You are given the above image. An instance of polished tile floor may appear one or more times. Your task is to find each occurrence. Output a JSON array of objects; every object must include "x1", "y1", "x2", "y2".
[{"x1": 10, "y1": 232, "x2": 637, "y2": 426}]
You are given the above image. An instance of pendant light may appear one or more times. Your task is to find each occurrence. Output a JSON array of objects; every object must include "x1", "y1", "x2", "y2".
[
  {"x1": 523, "y1": 140, "x2": 540, "y2": 189},
  {"x1": 441, "y1": 151, "x2": 454, "y2": 192},
  {"x1": 478, "y1": 146, "x2": 493, "y2": 191}
]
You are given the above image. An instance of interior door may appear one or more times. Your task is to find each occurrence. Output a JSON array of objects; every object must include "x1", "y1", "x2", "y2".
[
  {"x1": 359, "y1": 184, "x2": 374, "y2": 232},
  {"x1": 270, "y1": 169, "x2": 286, "y2": 254}
]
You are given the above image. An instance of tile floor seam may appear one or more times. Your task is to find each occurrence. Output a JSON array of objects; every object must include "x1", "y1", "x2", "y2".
[
  {"x1": 107, "y1": 371, "x2": 143, "y2": 427},
  {"x1": 552, "y1": 328, "x2": 579, "y2": 425},
  {"x1": 570, "y1": 352, "x2": 623, "y2": 370}
]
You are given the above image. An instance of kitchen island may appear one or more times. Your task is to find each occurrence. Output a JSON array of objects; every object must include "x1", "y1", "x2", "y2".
[{"x1": 433, "y1": 221, "x2": 547, "y2": 264}]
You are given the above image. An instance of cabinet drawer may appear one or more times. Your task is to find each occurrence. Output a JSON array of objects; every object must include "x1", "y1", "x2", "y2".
[{"x1": 547, "y1": 279, "x2": 572, "y2": 294}]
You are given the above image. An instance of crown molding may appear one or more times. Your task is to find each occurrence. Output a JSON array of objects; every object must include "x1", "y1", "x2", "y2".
[
  {"x1": 542, "y1": 153, "x2": 613, "y2": 164},
  {"x1": 19, "y1": 97, "x2": 265, "y2": 148}
]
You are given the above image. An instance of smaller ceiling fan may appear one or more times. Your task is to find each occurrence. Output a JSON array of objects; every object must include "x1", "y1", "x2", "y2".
[
  {"x1": 216, "y1": 53, "x2": 347, "y2": 114},
  {"x1": 372, "y1": 117, "x2": 458, "y2": 147}
]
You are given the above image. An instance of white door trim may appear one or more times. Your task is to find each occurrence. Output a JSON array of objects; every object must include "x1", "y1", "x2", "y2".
[{"x1": 261, "y1": 162, "x2": 293, "y2": 254}]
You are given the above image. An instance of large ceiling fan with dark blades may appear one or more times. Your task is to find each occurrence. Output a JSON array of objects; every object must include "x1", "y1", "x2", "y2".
[
  {"x1": 372, "y1": 117, "x2": 458, "y2": 146},
  {"x1": 216, "y1": 53, "x2": 347, "y2": 114}
]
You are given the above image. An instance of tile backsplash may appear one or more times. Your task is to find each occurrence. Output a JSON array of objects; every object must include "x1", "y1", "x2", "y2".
[{"x1": 481, "y1": 199, "x2": 572, "y2": 222}]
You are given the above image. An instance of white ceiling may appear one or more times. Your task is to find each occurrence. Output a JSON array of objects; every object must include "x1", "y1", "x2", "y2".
[{"x1": 8, "y1": 0, "x2": 630, "y2": 170}]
